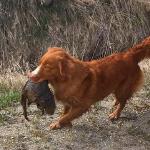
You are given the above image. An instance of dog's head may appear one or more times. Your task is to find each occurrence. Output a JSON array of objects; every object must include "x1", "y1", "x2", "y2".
[{"x1": 28, "y1": 47, "x2": 70, "y2": 83}]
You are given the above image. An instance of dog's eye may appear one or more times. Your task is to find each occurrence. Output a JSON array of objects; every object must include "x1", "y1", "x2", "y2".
[
  {"x1": 44, "y1": 64, "x2": 55, "y2": 70},
  {"x1": 43, "y1": 64, "x2": 50, "y2": 70}
]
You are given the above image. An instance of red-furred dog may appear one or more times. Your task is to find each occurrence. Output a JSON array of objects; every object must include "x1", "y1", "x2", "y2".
[{"x1": 29, "y1": 37, "x2": 150, "y2": 129}]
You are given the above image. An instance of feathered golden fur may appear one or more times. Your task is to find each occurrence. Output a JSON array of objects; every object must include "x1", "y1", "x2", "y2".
[{"x1": 29, "y1": 36, "x2": 150, "y2": 129}]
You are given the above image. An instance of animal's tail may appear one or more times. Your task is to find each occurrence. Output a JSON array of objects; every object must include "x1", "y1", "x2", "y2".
[
  {"x1": 21, "y1": 93, "x2": 29, "y2": 121},
  {"x1": 126, "y1": 36, "x2": 150, "y2": 63}
]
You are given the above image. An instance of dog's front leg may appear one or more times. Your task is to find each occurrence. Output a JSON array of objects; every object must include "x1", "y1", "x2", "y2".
[
  {"x1": 49, "y1": 106, "x2": 89, "y2": 129},
  {"x1": 61, "y1": 105, "x2": 71, "y2": 116}
]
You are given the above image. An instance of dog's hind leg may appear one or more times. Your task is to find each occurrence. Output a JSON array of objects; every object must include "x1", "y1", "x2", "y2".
[
  {"x1": 109, "y1": 68, "x2": 143, "y2": 120},
  {"x1": 109, "y1": 98, "x2": 128, "y2": 120},
  {"x1": 112, "y1": 99, "x2": 119, "y2": 109}
]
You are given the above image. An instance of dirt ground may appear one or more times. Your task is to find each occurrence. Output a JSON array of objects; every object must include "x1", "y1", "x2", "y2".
[
  {"x1": 0, "y1": 60, "x2": 150, "y2": 150},
  {"x1": 0, "y1": 92, "x2": 149, "y2": 150}
]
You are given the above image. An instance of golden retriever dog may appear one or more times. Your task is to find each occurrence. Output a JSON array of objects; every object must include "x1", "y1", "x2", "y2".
[{"x1": 29, "y1": 36, "x2": 150, "y2": 129}]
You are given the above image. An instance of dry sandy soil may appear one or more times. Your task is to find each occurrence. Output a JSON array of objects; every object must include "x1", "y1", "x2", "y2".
[{"x1": 0, "y1": 61, "x2": 150, "y2": 150}]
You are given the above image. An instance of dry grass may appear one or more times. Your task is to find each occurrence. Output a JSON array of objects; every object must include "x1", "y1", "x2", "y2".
[
  {"x1": 0, "y1": 72, "x2": 27, "y2": 109},
  {"x1": 0, "y1": 0, "x2": 149, "y2": 108},
  {"x1": 0, "y1": 72, "x2": 27, "y2": 91},
  {"x1": 0, "y1": 0, "x2": 149, "y2": 71}
]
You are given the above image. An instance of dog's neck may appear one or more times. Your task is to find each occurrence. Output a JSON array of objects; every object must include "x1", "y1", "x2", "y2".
[{"x1": 48, "y1": 65, "x2": 91, "y2": 101}]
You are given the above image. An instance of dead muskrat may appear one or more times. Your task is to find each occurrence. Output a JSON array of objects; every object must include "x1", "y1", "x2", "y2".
[{"x1": 21, "y1": 79, "x2": 56, "y2": 121}]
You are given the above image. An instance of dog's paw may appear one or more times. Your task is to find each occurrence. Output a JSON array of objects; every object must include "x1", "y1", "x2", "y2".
[
  {"x1": 49, "y1": 122, "x2": 61, "y2": 130},
  {"x1": 109, "y1": 112, "x2": 119, "y2": 121},
  {"x1": 49, "y1": 121, "x2": 72, "y2": 130}
]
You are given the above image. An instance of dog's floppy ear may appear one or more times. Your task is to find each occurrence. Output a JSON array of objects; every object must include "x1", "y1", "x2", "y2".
[
  {"x1": 58, "y1": 59, "x2": 68, "y2": 80},
  {"x1": 59, "y1": 61, "x2": 63, "y2": 76}
]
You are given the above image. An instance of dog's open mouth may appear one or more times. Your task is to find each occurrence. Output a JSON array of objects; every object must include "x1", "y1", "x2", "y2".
[{"x1": 28, "y1": 72, "x2": 42, "y2": 83}]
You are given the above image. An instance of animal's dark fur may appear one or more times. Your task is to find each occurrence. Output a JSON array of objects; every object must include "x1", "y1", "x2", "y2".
[{"x1": 21, "y1": 79, "x2": 56, "y2": 121}]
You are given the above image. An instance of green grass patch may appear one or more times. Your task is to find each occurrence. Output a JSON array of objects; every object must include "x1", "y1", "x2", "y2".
[{"x1": 0, "y1": 90, "x2": 21, "y2": 109}]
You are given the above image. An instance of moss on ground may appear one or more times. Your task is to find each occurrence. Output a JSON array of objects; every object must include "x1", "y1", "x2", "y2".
[{"x1": 0, "y1": 90, "x2": 20, "y2": 110}]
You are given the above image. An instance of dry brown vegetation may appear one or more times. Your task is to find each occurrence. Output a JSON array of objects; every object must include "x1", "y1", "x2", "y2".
[
  {"x1": 0, "y1": 1, "x2": 149, "y2": 149},
  {"x1": 0, "y1": 0, "x2": 150, "y2": 72}
]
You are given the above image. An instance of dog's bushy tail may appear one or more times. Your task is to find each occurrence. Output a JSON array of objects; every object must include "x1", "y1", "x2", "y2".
[{"x1": 127, "y1": 36, "x2": 150, "y2": 63}]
